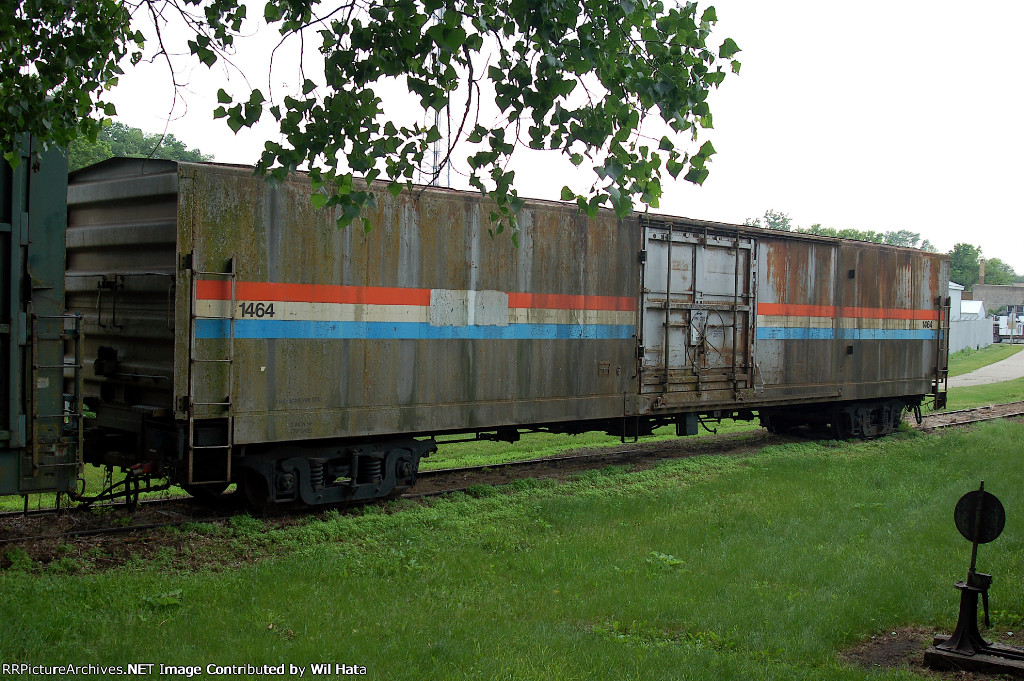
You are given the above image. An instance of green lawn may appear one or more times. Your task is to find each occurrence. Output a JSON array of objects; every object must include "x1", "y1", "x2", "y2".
[
  {"x1": 945, "y1": 376, "x2": 1024, "y2": 410},
  {"x1": 947, "y1": 343, "x2": 1021, "y2": 378},
  {"x1": 3, "y1": 421, "x2": 1023, "y2": 680}
]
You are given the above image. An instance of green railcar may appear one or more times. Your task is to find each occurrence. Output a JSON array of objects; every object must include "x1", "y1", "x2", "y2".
[{"x1": 0, "y1": 136, "x2": 82, "y2": 498}]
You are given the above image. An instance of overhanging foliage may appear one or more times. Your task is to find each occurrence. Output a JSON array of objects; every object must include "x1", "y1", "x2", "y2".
[{"x1": 2, "y1": 0, "x2": 740, "y2": 235}]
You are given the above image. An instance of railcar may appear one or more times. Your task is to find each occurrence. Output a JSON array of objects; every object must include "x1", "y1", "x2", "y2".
[{"x1": 2, "y1": 154, "x2": 949, "y2": 507}]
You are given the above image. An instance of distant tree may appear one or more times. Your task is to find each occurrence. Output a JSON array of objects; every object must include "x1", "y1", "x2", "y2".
[
  {"x1": 68, "y1": 137, "x2": 112, "y2": 171},
  {"x1": 882, "y1": 229, "x2": 921, "y2": 248},
  {"x1": 744, "y1": 209, "x2": 792, "y2": 231},
  {"x1": 983, "y1": 258, "x2": 1018, "y2": 286},
  {"x1": 796, "y1": 223, "x2": 835, "y2": 237},
  {"x1": 834, "y1": 228, "x2": 884, "y2": 243},
  {"x1": 795, "y1": 224, "x2": 884, "y2": 243},
  {"x1": 745, "y1": 211, "x2": 931, "y2": 251},
  {"x1": 949, "y1": 243, "x2": 982, "y2": 289},
  {"x1": 68, "y1": 122, "x2": 213, "y2": 172},
  {"x1": 920, "y1": 239, "x2": 938, "y2": 253}
]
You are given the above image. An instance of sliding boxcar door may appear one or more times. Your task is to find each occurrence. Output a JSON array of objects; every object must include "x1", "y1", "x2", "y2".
[{"x1": 639, "y1": 219, "x2": 755, "y2": 400}]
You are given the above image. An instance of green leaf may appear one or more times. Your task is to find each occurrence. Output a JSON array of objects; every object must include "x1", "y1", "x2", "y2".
[
  {"x1": 311, "y1": 192, "x2": 328, "y2": 209},
  {"x1": 684, "y1": 166, "x2": 710, "y2": 185},
  {"x1": 719, "y1": 37, "x2": 741, "y2": 59},
  {"x1": 217, "y1": 89, "x2": 232, "y2": 104},
  {"x1": 444, "y1": 27, "x2": 467, "y2": 51},
  {"x1": 560, "y1": 186, "x2": 575, "y2": 201}
]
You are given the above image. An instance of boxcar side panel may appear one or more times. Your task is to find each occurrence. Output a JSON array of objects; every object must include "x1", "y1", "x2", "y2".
[
  {"x1": 755, "y1": 235, "x2": 945, "y2": 402},
  {"x1": 177, "y1": 164, "x2": 641, "y2": 445}
]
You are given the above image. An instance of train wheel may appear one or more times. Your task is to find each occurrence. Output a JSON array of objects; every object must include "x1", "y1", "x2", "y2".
[
  {"x1": 762, "y1": 414, "x2": 802, "y2": 435},
  {"x1": 238, "y1": 468, "x2": 273, "y2": 511},
  {"x1": 181, "y1": 481, "x2": 230, "y2": 501}
]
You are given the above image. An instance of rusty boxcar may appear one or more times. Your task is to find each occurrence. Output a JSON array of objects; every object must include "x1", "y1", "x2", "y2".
[{"x1": 58, "y1": 159, "x2": 948, "y2": 507}]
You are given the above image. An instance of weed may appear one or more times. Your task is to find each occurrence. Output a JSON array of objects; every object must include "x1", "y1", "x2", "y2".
[
  {"x1": 3, "y1": 548, "x2": 34, "y2": 572},
  {"x1": 143, "y1": 590, "x2": 183, "y2": 609},
  {"x1": 991, "y1": 610, "x2": 1024, "y2": 630},
  {"x1": 228, "y1": 514, "x2": 264, "y2": 535},
  {"x1": 591, "y1": 619, "x2": 735, "y2": 651},
  {"x1": 45, "y1": 556, "x2": 85, "y2": 575},
  {"x1": 466, "y1": 484, "x2": 502, "y2": 498},
  {"x1": 178, "y1": 522, "x2": 225, "y2": 536},
  {"x1": 646, "y1": 551, "x2": 687, "y2": 571}
]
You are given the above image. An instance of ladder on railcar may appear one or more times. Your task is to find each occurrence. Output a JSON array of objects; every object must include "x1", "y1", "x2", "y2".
[
  {"x1": 933, "y1": 293, "x2": 951, "y2": 409},
  {"x1": 28, "y1": 313, "x2": 84, "y2": 489},
  {"x1": 186, "y1": 257, "x2": 235, "y2": 484}
]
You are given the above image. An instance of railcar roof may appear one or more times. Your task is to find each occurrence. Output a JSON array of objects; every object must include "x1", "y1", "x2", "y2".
[{"x1": 69, "y1": 157, "x2": 945, "y2": 259}]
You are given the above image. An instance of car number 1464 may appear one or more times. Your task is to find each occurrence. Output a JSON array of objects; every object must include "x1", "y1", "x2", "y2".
[{"x1": 239, "y1": 302, "x2": 276, "y2": 318}]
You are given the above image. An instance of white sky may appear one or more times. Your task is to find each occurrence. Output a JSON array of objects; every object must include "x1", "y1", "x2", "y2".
[{"x1": 109, "y1": 0, "x2": 1024, "y2": 272}]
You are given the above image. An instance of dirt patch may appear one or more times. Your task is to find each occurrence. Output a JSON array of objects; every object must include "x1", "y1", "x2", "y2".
[
  {"x1": 841, "y1": 626, "x2": 1024, "y2": 679},
  {"x1": 842, "y1": 627, "x2": 934, "y2": 673}
]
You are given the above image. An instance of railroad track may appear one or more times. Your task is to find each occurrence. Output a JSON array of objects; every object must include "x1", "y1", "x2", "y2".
[
  {"x1": 3, "y1": 403, "x2": 1024, "y2": 547},
  {"x1": 915, "y1": 400, "x2": 1024, "y2": 431}
]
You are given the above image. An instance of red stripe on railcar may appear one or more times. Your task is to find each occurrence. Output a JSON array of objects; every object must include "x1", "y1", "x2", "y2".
[
  {"x1": 196, "y1": 281, "x2": 432, "y2": 306},
  {"x1": 757, "y1": 303, "x2": 939, "y2": 321}
]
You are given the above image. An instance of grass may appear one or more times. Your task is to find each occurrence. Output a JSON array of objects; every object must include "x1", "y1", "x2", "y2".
[
  {"x1": 3, "y1": 421, "x2": 1024, "y2": 680},
  {"x1": 947, "y1": 343, "x2": 1022, "y2": 378},
  {"x1": 945, "y1": 376, "x2": 1024, "y2": 410},
  {"x1": 425, "y1": 418, "x2": 757, "y2": 470}
]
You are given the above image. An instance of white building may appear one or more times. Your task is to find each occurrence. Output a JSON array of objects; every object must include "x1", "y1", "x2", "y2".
[{"x1": 948, "y1": 282, "x2": 993, "y2": 353}]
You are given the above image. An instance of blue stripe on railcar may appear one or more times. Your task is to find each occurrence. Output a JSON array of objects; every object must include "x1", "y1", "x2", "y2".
[
  {"x1": 195, "y1": 319, "x2": 636, "y2": 340},
  {"x1": 756, "y1": 327, "x2": 938, "y2": 341}
]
